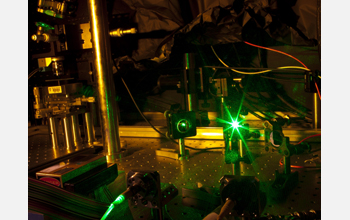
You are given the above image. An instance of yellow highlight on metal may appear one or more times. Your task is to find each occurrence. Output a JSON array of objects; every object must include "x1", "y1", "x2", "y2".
[
  {"x1": 88, "y1": 0, "x2": 121, "y2": 162},
  {"x1": 89, "y1": 0, "x2": 102, "y2": 78},
  {"x1": 313, "y1": 93, "x2": 318, "y2": 130},
  {"x1": 202, "y1": 133, "x2": 223, "y2": 136}
]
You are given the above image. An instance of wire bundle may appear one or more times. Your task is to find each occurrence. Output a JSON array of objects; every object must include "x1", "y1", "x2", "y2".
[
  {"x1": 28, "y1": 177, "x2": 109, "y2": 219},
  {"x1": 211, "y1": 41, "x2": 321, "y2": 100}
]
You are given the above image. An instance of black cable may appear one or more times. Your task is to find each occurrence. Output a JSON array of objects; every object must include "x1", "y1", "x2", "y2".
[
  {"x1": 120, "y1": 76, "x2": 224, "y2": 151},
  {"x1": 245, "y1": 99, "x2": 273, "y2": 120},
  {"x1": 112, "y1": 56, "x2": 224, "y2": 151},
  {"x1": 243, "y1": 94, "x2": 282, "y2": 119},
  {"x1": 255, "y1": 76, "x2": 312, "y2": 118},
  {"x1": 253, "y1": 91, "x2": 290, "y2": 118},
  {"x1": 259, "y1": 72, "x2": 312, "y2": 117},
  {"x1": 233, "y1": 82, "x2": 271, "y2": 120},
  {"x1": 121, "y1": 77, "x2": 168, "y2": 138},
  {"x1": 276, "y1": 94, "x2": 308, "y2": 117},
  {"x1": 244, "y1": 101, "x2": 269, "y2": 121}
]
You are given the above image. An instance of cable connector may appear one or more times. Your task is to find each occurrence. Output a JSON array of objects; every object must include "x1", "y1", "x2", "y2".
[{"x1": 110, "y1": 28, "x2": 137, "y2": 37}]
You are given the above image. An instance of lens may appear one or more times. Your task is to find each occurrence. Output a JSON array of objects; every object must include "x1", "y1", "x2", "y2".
[{"x1": 177, "y1": 119, "x2": 190, "y2": 133}]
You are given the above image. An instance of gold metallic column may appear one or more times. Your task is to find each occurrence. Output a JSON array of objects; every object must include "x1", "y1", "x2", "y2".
[
  {"x1": 33, "y1": 87, "x2": 42, "y2": 110},
  {"x1": 48, "y1": 117, "x2": 59, "y2": 149},
  {"x1": 313, "y1": 93, "x2": 321, "y2": 130},
  {"x1": 239, "y1": 139, "x2": 244, "y2": 174},
  {"x1": 88, "y1": 0, "x2": 121, "y2": 162},
  {"x1": 84, "y1": 112, "x2": 95, "y2": 145},
  {"x1": 71, "y1": 114, "x2": 83, "y2": 147},
  {"x1": 62, "y1": 116, "x2": 74, "y2": 152}
]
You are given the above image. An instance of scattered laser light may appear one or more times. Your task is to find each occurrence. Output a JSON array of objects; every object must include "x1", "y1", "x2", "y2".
[{"x1": 230, "y1": 120, "x2": 241, "y2": 129}]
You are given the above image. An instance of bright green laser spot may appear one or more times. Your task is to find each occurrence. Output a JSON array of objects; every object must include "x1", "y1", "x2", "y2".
[{"x1": 230, "y1": 120, "x2": 241, "y2": 129}]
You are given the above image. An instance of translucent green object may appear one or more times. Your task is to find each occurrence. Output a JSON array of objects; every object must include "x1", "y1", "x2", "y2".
[
  {"x1": 35, "y1": 22, "x2": 54, "y2": 30},
  {"x1": 113, "y1": 195, "x2": 125, "y2": 205},
  {"x1": 100, "y1": 195, "x2": 125, "y2": 220},
  {"x1": 43, "y1": 10, "x2": 55, "y2": 17},
  {"x1": 43, "y1": 10, "x2": 63, "y2": 18}
]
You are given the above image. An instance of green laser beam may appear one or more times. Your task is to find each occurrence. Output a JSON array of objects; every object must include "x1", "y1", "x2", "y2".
[{"x1": 101, "y1": 194, "x2": 125, "y2": 220}]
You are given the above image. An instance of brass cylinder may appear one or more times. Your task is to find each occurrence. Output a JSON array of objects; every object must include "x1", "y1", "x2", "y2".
[
  {"x1": 238, "y1": 139, "x2": 244, "y2": 157},
  {"x1": 62, "y1": 116, "x2": 74, "y2": 152},
  {"x1": 48, "y1": 117, "x2": 59, "y2": 149},
  {"x1": 84, "y1": 112, "x2": 95, "y2": 145},
  {"x1": 33, "y1": 87, "x2": 42, "y2": 109},
  {"x1": 239, "y1": 139, "x2": 244, "y2": 175},
  {"x1": 88, "y1": 0, "x2": 121, "y2": 162},
  {"x1": 71, "y1": 115, "x2": 83, "y2": 147}
]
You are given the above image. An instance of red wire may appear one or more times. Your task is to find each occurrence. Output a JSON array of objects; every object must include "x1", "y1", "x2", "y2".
[
  {"x1": 314, "y1": 82, "x2": 321, "y2": 100},
  {"x1": 279, "y1": 158, "x2": 320, "y2": 169},
  {"x1": 297, "y1": 134, "x2": 321, "y2": 145},
  {"x1": 243, "y1": 41, "x2": 308, "y2": 68},
  {"x1": 278, "y1": 134, "x2": 321, "y2": 168},
  {"x1": 244, "y1": 41, "x2": 321, "y2": 100}
]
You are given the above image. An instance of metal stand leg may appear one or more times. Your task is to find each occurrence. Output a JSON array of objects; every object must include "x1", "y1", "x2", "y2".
[
  {"x1": 232, "y1": 140, "x2": 244, "y2": 176},
  {"x1": 313, "y1": 93, "x2": 320, "y2": 130},
  {"x1": 88, "y1": 0, "x2": 122, "y2": 163},
  {"x1": 239, "y1": 139, "x2": 244, "y2": 175},
  {"x1": 84, "y1": 112, "x2": 95, "y2": 146},
  {"x1": 48, "y1": 117, "x2": 59, "y2": 149},
  {"x1": 71, "y1": 114, "x2": 83, "y2": 147},
  {"x1": 179, "y1": 138, "x2": 186, "y2": 157},
  {"x1": 283, "y1": 156, "x2": 291, "y2": 175},
  {"x1": 62, "y1": 116, "x2": 74, "y2": 152}
]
